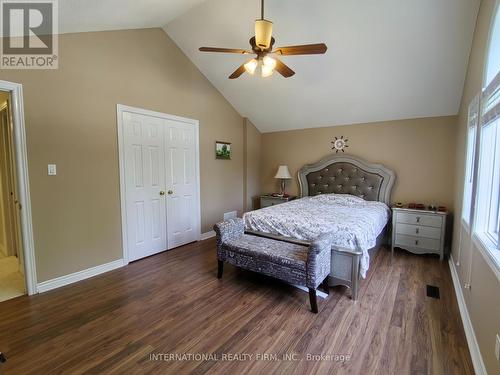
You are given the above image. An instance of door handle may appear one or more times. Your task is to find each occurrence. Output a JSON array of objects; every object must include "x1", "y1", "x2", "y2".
[
  {"x1": 167, "y1": 190, "x2": 173, "y2": 195},
  {"x1": 159, "y1": 191, "x2": 165, "y2": 196}
]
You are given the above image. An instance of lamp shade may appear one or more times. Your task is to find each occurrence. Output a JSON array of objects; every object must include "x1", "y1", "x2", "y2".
[
  {"x1": 244, "y1": 59, "x2": 258, "y2": 75},
  {"x1": 261, "y1": 64, "x2": 274, "y2": 78},
  {"x1": 262, "y1": 56, "x2": 276, "y2": 69},
  {"x1": 274, "y1": 165, "x2": 292, "y2": 179},
  {"x1": 255, "y1": 19, "x2": 273, "y2": 49}
]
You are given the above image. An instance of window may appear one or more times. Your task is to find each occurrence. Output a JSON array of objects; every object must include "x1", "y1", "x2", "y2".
[
  {"x1": 475, "y1": 71, "x2": 500, "y2": 250},
  {"x1": 485, "y1": 2, "x2": 500, "y2": 87},
  {"x1": 462, "y1": 95, "x2": 479, "y2": 226},
  {"x1": 472, "y1": 4, "x2": 500, "y2": 262}
]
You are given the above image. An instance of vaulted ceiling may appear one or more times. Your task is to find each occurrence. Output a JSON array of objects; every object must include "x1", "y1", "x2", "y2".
[
  {"x1": 165, "y1": 0, "x2": 479, "y2": 132},
  {"x1": 60, "y1": 0, "x2": 480, "y2": 133},
  {"x1": 59, "y1": 0, "x2": 208, "y2": 34}
]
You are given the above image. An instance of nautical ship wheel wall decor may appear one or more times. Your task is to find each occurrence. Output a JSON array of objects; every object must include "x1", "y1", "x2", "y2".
[{"x1": 331, "y1": 136, "x2": 349, "y2": 153}]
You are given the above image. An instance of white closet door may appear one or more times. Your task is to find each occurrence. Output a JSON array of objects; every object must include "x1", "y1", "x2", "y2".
[
  {"x1": 165, "y1": 120, "x2": 198, "y2": 248},
  {"x1": 122, "y1": 112, "x2": 167, "y2": 261}
]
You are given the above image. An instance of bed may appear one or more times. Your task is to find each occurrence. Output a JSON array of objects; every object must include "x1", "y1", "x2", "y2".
[{"x1": 243, "y1": 154, "x2": 396, "y2": 300}]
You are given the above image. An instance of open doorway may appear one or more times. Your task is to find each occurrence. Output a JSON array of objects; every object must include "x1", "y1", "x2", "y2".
[
  {"x1": 0, "y1": 91, "x2": 25, "y2": 301},
  {"x1": 0, "y1": 81, "x2": 37, "y2": 300}
]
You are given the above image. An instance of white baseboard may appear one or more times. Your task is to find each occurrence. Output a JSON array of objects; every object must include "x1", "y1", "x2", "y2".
[
  {"x1": 37, "y1": 259, "x2": 126, "y2": 293},
  {"x1": 448, "y1": 256, "x2": 487, "y2": 375},
  {"x1": 200, "y1": 230, "x2": 216, "y2": 240}
]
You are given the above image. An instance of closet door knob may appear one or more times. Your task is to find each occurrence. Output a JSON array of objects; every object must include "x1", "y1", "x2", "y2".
[
  {"x1": 168, "y1": 190, "x2": 173, "y2": 195},
  {"x1": 159, "y1": 191, "x2": 165, "y2": 196}
]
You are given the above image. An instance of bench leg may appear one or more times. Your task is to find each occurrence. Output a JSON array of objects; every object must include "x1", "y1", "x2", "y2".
[
  {"x1": 217, "y1": 260, "x2": 224, "y2": 279},
  {"x1": 309, "y1": 288, "x2": 318, "y2": 313}
]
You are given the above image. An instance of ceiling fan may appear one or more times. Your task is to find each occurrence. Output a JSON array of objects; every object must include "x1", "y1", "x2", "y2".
[{"x1": 199, "y1": 0, "x2": 327, "y2": 79}]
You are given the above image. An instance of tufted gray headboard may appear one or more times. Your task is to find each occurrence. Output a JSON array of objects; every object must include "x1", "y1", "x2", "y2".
[{"x1": 298, "y1": 154, "x2": 396, "y2": 205}]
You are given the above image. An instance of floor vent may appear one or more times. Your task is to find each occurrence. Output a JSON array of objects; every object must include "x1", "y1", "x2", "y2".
[{"x1": 426, "y1": 285, "x2": 440, "y2": 299}]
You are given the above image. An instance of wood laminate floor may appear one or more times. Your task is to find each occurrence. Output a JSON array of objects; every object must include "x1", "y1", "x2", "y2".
[{"x1": 0, "y1": 239, "x2": 473, "y2": 375}]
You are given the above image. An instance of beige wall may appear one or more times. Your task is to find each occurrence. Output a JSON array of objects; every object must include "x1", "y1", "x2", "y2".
[
  {"x1": 451, "y1": 0, "x2": 500, "y2": 373},
  {"x1": 0, "y1": 28, "x2": 245, "y2": 282},
  {"x1": 243, "y1": 119, "x2": 262, "y2": 211},
  {"x1": 261, "y1": 116, "x2": 458, "y2": 211}
]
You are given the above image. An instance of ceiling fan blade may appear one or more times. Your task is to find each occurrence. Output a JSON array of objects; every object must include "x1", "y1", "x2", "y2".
[
  {"x1": 274, "y1": 58, "x2": 295, "y2": 78},
  {"x1": 229, "y1": 63, "x2": 247, "y2": 79},
  {"x1": 199, "y1": 47, "x2": 250, "y2": 54},
  {"x1": 273, "y1": 43, "x2": 327, "y2": 56}
]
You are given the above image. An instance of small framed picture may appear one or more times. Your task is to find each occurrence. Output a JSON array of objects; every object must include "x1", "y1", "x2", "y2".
[{"x1": 215, "y1": 141, "x2": 231, "y2": 160}]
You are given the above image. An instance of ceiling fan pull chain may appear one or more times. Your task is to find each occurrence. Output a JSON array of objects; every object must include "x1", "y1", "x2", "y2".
[{"x1": 261, "y1": 0, "x2": 264, "y2": 20}]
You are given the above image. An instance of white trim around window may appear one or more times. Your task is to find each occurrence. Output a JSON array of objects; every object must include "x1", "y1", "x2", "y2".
[
  {"x1": 472, "y1": 233, "x2": 500, "y2": 282},
  {"x1": 472, "y1": 69, "x2": 500, "y2": 273}
]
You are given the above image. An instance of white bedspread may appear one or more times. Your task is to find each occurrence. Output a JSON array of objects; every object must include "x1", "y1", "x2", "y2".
[{"x1": 243, "y1": 194, "x2": 390, "y2": 278}]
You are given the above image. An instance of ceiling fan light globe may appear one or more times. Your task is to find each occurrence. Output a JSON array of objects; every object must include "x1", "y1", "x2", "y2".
[
  {"x1": 255, "y1": 19, "x2": 273, "y2": 49},
  {"x1": 262, "y1": 55, "x2": 277, "y2": 69},
  {"x1": 244, "y1": 59, "x2": 258, "y2": 74},
  {"x1": 261, "y1": 64, "x2": 274, "y2": 77}
]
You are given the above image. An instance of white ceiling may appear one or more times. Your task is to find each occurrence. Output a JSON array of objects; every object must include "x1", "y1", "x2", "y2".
[
  {"x1": 165, "y1": 0, "x2": 480, "y2": 132},
  {"x1": 58, "y1": 0, "x2": 207, "y2": 34}
]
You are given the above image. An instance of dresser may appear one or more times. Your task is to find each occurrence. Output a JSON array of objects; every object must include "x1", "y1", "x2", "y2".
[
  {"x1": 391, "y1": 208, "x2": 447, "y2": 260},
  {"x1": 260, "y1": 195, "x2": 296, "y2": 208}
]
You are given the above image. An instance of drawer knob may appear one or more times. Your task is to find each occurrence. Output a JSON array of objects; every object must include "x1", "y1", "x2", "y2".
[
  {"x1": 416, "y1": 228, "x2": 419, "y2": 234},
  {"x1": 416, "y1": 216, "x2": 421, "y2": 223},
  {"x1": 415, "y1": 239, "x2": 419, "y2": 246}
]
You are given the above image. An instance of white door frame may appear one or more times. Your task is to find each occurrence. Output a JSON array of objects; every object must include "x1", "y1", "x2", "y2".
[
  {"x1": 0, "y1": 80, "x2": 38, "y2": 295},
  {"x1": 116, "y1": 104, "x2": 201, "y2": 264}
]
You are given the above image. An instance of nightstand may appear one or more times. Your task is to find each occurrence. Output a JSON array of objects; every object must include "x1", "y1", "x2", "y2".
[
  {"x1": 391, "y1": 207, "x2": 447, "y2": 260},
  {"x1": 260, "y1": 195, "x2": 296, "y2": 208}
]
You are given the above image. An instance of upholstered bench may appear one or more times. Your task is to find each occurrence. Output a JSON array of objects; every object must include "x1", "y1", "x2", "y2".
[{"x1": 214, "y1": 218, "x2": 332, "y2": 313}]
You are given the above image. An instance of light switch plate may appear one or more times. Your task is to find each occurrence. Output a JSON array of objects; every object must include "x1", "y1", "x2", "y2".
[
  {"x1": 48, "y1": 164, "x2": 57, "y2": 176},
  {"x1": 495, "y1": 334, "x2": 500, "y2": 361}
]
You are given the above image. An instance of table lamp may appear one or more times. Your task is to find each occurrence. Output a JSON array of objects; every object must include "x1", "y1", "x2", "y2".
[{"x1": 274, "y1": 165, "x2": 292, "y2": 196}]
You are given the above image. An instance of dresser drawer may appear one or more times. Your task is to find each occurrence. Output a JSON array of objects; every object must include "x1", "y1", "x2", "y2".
[
  {"x1": 395, "y1": 212, "x2": 443, "y2": 228},
  {"x1": 260, "y1": 196, "x2": 296, "y2": 208},
  {"x1": 395, "y1": 234, "x2": 440, "y2": 251},
  {"x1": 395, "y1": 223, "x2": 442, "y2": 239},
  {"x1": 261, "y1": 198, "x2": 281, "y2": 208}
]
